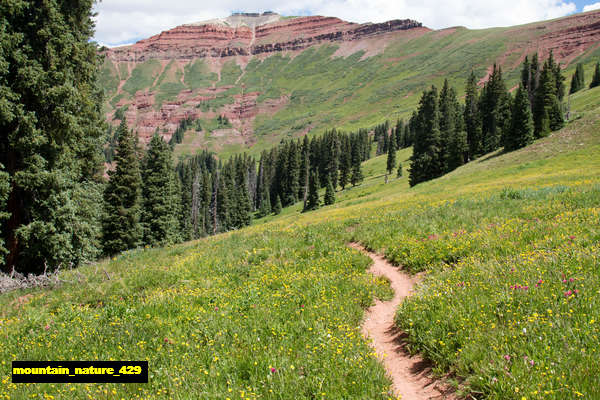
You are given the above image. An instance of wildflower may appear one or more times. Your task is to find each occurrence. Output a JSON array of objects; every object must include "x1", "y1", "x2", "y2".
[
  {"x1": 270, "y1": 367, "x2": 276, "y2": 373},
  {"x1": 44, "y1": 324, "x2": 50, "y2": 331},
  {"x1": 504, "y1": 354, "x2": 511, "y2": 361}
]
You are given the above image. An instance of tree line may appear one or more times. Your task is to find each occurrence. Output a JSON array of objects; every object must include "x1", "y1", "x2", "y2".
[{"x1": 409, "y1": 52, "x2": 569, "y2": 186}]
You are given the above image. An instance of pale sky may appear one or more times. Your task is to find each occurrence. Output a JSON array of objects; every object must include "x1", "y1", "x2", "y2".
[{"x1": 93, "y1": 0, "x2": 600, "y2": 47}]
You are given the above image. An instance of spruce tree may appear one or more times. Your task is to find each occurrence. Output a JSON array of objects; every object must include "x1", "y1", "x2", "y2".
[
  {"x1": 324, "y1": 176, "x2": 336, "y2": 206},
  {"x1": 409, "y1": 86, "x2": 441, "y2": 187},
  {"x1": 304, "y1": 171, "x2": 320, "y2": 212},
  {"x1": 0, "y1": 165, "x2": 9, "y2": 265},
  {"x1": 1, "y1": 0, "x2": 105, "y2": 273},
  {"x1": 386, "y1": 132, "x2": 397, "y2": 176},
  {"x1": 141, "y1": 133, "x2": 182, "y2": 247},
  {"x1": 590, "y1": 62, "x2": 600, "y2": 89},
  {"x1": 350, "y1": 138, "x2": 364, "y2": 187},
  {"x1": 534, "y1": 61, "x2": 564, "y2": 137},
  {"x1": 480, "y1": 65, "x2": 510, "y2": 153},
  {"x1": 273, "y1": 194, "x2": 282, "y2": 215},
  {"x1": 569, "y1": 63, "x2": 585, "y2": 94},
  {"x1": 397, "y1": 163, "x2": 403, "y2": 178},
  {"x1": 298, "y1": 136, "x2": 310, "y2": 200},
  {"x1": 394, "y1": 119, "x2": 404, "y2": 148},
  {"x1": 465, "y1": 71, "x2": 483, "y2": 160},
  {"x1": 102, "y1": 120, "x2": 143, "y2": 255},
  {"x1": 505, "y1": 86, "x2": 534, "y2": 151},
  {"x1": 338, "y1": 136, "x2": 351, "y2": 190}
]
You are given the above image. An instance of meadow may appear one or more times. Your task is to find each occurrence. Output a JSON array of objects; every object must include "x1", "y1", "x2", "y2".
[{"x1": 1, "y1": 87, "x2": 599, "y2": 399}]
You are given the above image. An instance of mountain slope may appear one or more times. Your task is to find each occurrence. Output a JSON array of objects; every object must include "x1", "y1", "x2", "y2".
[
  {"x1": 99, "y1": 10, "x2": 600, "y2": 158},
  {"x1": 2, "y1": 84, "x2": 599, "y2": 400}
]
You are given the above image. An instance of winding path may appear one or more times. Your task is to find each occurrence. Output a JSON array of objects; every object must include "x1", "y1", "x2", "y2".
[{"x1": 350, "y1": 243, "x2": 455, "y2": 400}]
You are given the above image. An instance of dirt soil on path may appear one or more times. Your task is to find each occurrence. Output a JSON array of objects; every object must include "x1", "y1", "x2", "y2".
[{"x1": 350, "y1": 243, "x2": 457, "y2": 400}]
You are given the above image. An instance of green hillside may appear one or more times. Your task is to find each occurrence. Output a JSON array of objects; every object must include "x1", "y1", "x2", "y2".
[
  {"x1": 2, "y1": 81, "x2": 599, "y2": 399},
  {"x1": 99, "y1": 11, "x2": 600, "y2": 158}
]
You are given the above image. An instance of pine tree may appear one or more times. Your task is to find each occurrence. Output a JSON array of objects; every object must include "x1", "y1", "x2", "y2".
[
  {"x1": 102, "y1": 120, "x2": 143, "y2": 255},
  {"x1": 284, "y1": 141, "x2": 300, "y2": 205},
  {"x1": 505, "y1": 86, "x2": 534, "y2": 151},
  {"x1": 338, "y1": 135, "x2": 351, "y2": 190},
  {"x1": 480, "y1": 65, "x2": 510, "y2": 153},
  {"x1": 350, "y1": 138, "x2": 364, "y2": 187},
  {"x1": 141, "y1": 134, "x2": 182, "y2": 247},
  {"x1": 409, "y1": 86, "x2": 441, "y2": 187},
  {"x1": 549, "y1": 51, "x2": 566, "y2": 102},
  {"x1": 534, "y1": 61, "x2": 564, "y2": 137},
  {"x1": 273, "y1": 194, "x2": 282, "y2": 215},
  {"x1": 304, "y1": 171, "x2": 320, "y2": 212},
  {"x1": 1, "y1": 0, "x2": 105, "y2": 272},
  {"x1": 590, "y1": 62, "x2": 600, "y2": 89},
  {"x1": 0, "y1": 165, "x2": 9, "y2": 265},
  {"x1": 569, "y1": 63, "x2": 585, "y2": 94},
  {"x1": 298, "y1": 136, "x2": 310, "y2": 200},
  {"x1": 464, "y1": 71, "x2": 483, "y2": 160},
  {"x1": 397, "y1": 163, "x2": 403, "y2": 178},
  {"x1": 324, "y1": 176, "x2": 336, "y2": 206},
  {"x1": 386, "y1": 132, "x2": 397, "y2": 176},
  {"x1": 394, "y1": 119, "x2": 404, "y2": 148}
]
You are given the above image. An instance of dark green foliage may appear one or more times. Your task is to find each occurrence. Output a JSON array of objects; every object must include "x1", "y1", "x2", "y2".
[
  {"x1": 465, "y1": 71, "x2": 483, "y2": 159},
  {"x1": 439, "y1": 79, "x2": 467, "y2": 172},
  {"x1": 338, "y1": 135, "x2": 351, "y2": 190},
  {"x1": 304, "y1": 171, "x2": 320, "y2": 212},
  {"x1": 570, "y1": 63, "x2": 585, "y2": 94},
  {"x1": 410, "y1": 86, "x2": 441, "y2": 187},
  {"x1": 350, "y1": 135, "x2": 364, "y2": 187},
  {"x1": 273, "y1": 194, "x2": 282, "y2": 215},
  {"x1": 480, "y1": 65, "x2": 511, "y2": 153},
  {"x1": 505, "y1": 86, "x2": 534, "y2": 151},
  {"x1": 324, "y1": 176, "x2": 336, "y2": 206},
  {"x1": 386, "y1": 132, "x2": 397, "y2": 175},
  {"x1": 590, "y1": 62, "x2": 600, "y2": 89},
  {"x1": 1, "y1": 0, "x2": 105, "y2": 272},
  {"x1": 397, "y1": 163, "x2": 403, "y2": 178},
  {"x1": 298, "y1": 136, "x2": 310, "y2": 200},
  {"x1": 102, "y1": 120, "x2": 143, "y2": 255},
  {"x1": 534, "y1": 60, "x2": 564, "y2": 137},
  {"x1": 169, "y1": 117, "x2": 197, "y2": 147},
  {"x1": 0, "y1": 165, "x2": 10, "y2": 265},
  {"x1": 141, "y1": 134, "x2": 182, "y2": 246}
]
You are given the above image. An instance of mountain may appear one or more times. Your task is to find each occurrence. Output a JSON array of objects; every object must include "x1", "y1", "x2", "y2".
[{"x1": 99, "y1": 10, "x2": 600, "y2": 157}]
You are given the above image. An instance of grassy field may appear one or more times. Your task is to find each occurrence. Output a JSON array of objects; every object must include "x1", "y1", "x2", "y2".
[{"x1": 1, "y1": 87, "x2": 599, "y2": 399}]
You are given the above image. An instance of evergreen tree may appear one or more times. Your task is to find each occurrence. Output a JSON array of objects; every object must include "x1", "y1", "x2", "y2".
[
  {"x1": 324, "y1": 176, "x2": 336, "y2": 206},
  {"x1": 350, "y1": 138, "x2": 364, "y2": 187},
  {"x1": 141, "y1": 134, "x2": 181, "y2": 246},
  {"x1": 505, "y1": 86, "x2": 534, "y2": 151},
  {"x1": 438, "y1": 79, "x2": 455, "y2": 172},
  {"x1": 304, "y1": 171, "x2": 320, "y2": 212},
  {"x1": 298, "y1": 136, "x2": 310, "y2": 201},
  {"x1": 397, "y1": 163, "x2": 403, "y2": 178},
  {"x1": 446, "y1": 87, "x2": 468, "y2": 171},
  {"x1": 590, "y1": 62, "x2": 600, "y2": 89},
  {"x1": 569, "y1": 63, "x2": 585, "y2": 94},
  {"x1": 549, "y1": 51, "x2": 566, "y2": 101},
  {"x1": 409, "y1": 86, "x2": 441, "y2": 186},
  {"x1": 534, "y1": 61, "x2": 564, "y2": 137},
  {"x1": 480, "y1": 65, "x2": 511, "y2": 153},
  {"x1": 273, "y1": 194, "x2": 282, "y2": 215},
  {"x1": 0, "y1": 165, "x2": 9, "y2": 265},
  {"x1": 394, "y1": 119, "x2": 404, "y2": 148},
  {"x1": 465, "y1": 71, "x2": 483, "y2": 160},
  {"x1": 529, "y1": 53, "x2": 540, "y2": 104},
  {"x1": 256, "y1": 156, "x2": 272, "y2": 217},
  {"x1": 284, "y1": 141, "x2": 300, "y2": 205},
  {"x1": 102, "y1": 120, "x2": 143, "y2": 255},
  {"x1": 386, "y1": 132, "x2": 397, "y2": 176},
  {"x1": 338, "y1": 135, "x2": 351, "y2": 190},
  {"x1": 1, "y1": 0, "x2": 105, "y2": 272}
]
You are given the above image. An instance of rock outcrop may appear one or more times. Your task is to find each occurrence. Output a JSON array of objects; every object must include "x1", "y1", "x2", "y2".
[{"x1": 105, "y1": 15, "x2": 424, "y2": 62}]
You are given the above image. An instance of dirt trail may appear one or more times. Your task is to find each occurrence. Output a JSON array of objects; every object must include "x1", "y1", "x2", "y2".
[{"x1": 350, "y1": 243, "x2": 455, "y2": 400}]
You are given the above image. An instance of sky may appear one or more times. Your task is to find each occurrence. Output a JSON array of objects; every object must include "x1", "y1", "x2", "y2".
[{"x1": 93, "y1": 0, "x2": 600, "y2": 47}]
